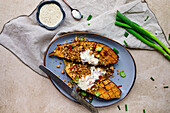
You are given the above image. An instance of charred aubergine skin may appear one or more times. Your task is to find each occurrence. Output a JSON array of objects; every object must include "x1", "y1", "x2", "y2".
[
  {"x1": 63, "y1": 60, "x2": 121, "y2": 100},
  {"x1": 49, "y1": 41, "x2": 119, "y2": 66}
]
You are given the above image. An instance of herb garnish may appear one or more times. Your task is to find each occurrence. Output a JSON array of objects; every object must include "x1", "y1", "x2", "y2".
[
  {"x1": 124, "y1": 40, "x2": 128, "y2": 46},
  {"x1": 143, "y1": 109, "x2": 146, "y2": 113},
  {"x1": 124, "y1": 32, "x2": 129, "y2": 37},
  {"x1": 96, "y1": 47, "x2": 102, "y2": 51},
  {"x1": 144, "y1": 16, "x2": 149, "y2": 21},
  {"x1": 72, "y1": 80, "x2": 78, "y2": 84},
  {"x1": 112, "y1": 48, "x2": 119, "y2": 54},
  {"x1": 81, "y1": 91, "x2": 87, "y2": 96},
  {"x1": 163, "y1": 86, "x2": 168, "y2": 88},
  {"x1": 117, "y1": 105, "x2": 121, "y2": 110},
  {"x1": 79, "y1": 38, "x2": 84, "y2": 41},
  {"x1": 94, "y1": 91, "x2": 99, "y2": 97},
  {"x1": 72, "y1": 76, "x2": 78, "y2": 83},
  {"x1": 150, "y1": 77, "x2": 155, "y2": 81},
  {"x1": 120, "y1": 71, "x2": 126, "y2": 77},
  {"x1": 125, "y1": 104, "x2": 128, "y2": 111},
  {"x1": 89, "y1": 98, "x2": 93, "y2": 103},
  {"x1": 87, "y1": 14, "x2": 92, "y2": 21}
]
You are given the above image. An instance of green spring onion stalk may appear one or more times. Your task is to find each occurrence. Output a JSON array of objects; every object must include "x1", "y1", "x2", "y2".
[
  {"x1": 115, "y1": 21, "x2": 131, "y2": 29},
  {"x1": 125, "y1": 28, "x2": 170, "y2": 60},
  {"x1": 117, "y1": 10, "x2": 170, "y2": 55},
  {"x1": 116, "y1": 16, "x2": 122, "y2": 22},
  {"x1": 115, "y1": 21, "x2": 156, "y2": 44},
  {"x1": 142, "y1": 35, "x2": 155, "y2": 44}
]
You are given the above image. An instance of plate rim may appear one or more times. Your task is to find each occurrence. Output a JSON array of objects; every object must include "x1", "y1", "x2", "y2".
[{"x1": 44, "y1": 31, "x2": 137, "y2": 108}]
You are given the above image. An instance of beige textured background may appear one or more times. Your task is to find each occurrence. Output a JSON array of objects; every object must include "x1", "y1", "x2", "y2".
[{"x1": 0, "y1": 0, "x2": 169, "y2": 113}]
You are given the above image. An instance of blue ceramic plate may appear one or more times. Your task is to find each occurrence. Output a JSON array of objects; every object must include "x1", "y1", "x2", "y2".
[
  {"x1": 36, "y1": 0, "x2": 66, "y2": 30},
  {"x1": 44, "y1": 32, "x2": 136, "y2": 107}
]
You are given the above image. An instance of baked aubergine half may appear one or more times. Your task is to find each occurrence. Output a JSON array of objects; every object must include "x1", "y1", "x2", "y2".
[
  {"x1": 49, "y1": 41, "x2": 119, "y2": 66},
  {"x1": 63, "y1": 60, "x2": 121, "y2": 100}
]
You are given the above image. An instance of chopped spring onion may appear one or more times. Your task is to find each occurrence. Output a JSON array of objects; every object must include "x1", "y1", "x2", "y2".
[
  {"x1": 124, "y1": 32, "x2": 129, "y2": 37},
  {"x1": 120, "y1": 71, "x2": 126, "y2": 77},
  {"x1": 81, "y1": 15, "x2": 83, "y2": 18},
  {"x1": 117, "y1": 105, "x2": 121, "y2": 110},
  {"x1": 169, "y1": 33, "x2": 170, "y2": 40},
  {"x1": 124, "y1": 40, "x2": 128, "y2": 46},
  {"x1": 81, "y1": 91, "x2": 87, "y2": 96},
  {"x1": 96, "y1": 47, "x2": 102, "y2": 51},
  {"x1": 87, "y1": 14, "x2": 92, "y2": 21},
  {"x1": 75, "y1": 76, "x2": 78, "y2": 80},
  {"x1": 72, "y1": 76, "x2": 78, "y2": 83},
  {"x1": 88, "y1": 23, "x2": 90, "y2": 26},
  {"x1": 144, "y1": 16, "x2": 149, "y2": 21},
  {"x1": 125, "y1": 104, "x2": 128, "y2": 111},
  {"x1": 94, "y1": 91, "x2": 99, "y2": 97},
  {"x1": 143, "y1": 109, "x2": 146, "y2": 113},
  {"x1": 112, "y1": 48, "x2": 119, "y2": 54},
  {"x1": 150, "y1": 77, "x2": 155, "y2": 81},
  {"x1": 72, "y1": 80, "x2": 78, "y2": 84},
  {"x1": 89, "y1": 98, "x2": 93, "y2": 103},
  {"x1": 79, "y1": 38, "x2": 84, "y2": 41},
  {"x1": 163, "y1": 86, "x2": 169, "y2": 88}
]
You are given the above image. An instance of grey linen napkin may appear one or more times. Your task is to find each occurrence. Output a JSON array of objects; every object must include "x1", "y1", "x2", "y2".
[{"x1": 0, "y1": 0, "x2": 169, "y2": 77}]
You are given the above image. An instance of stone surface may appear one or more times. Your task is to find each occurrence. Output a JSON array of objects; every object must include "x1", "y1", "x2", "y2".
[{"x1": 0, "y1": 0, "x2": 169, "y2": 113}]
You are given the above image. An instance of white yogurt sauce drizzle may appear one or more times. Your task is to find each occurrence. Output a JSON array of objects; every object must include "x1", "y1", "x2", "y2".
[
  {"x1": 78, "y1": 67, "x2": 106, "y2": 90},
  {"x1": 80, "y1": 49, "x2": 99, "y2": 65}
]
